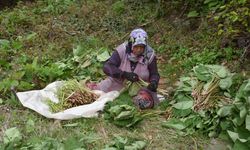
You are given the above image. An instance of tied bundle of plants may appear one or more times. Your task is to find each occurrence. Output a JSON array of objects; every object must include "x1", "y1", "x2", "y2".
[
  {"x1": 191, "y1": 65, "x2": 233, "y2": 111},
  {"x1": 163, "y1": 64, "x2": 235, "y2": 136},
  {"x1": 47, "y1": 80, "x2": 99, "y2": 113}
]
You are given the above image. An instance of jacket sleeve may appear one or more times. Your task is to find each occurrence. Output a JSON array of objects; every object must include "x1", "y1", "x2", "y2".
[
  {"x1": 148, "y1": 56, "x2": 160, "y2": 83},
  {"x1": 103, "y1": 50, "x2": 124, "y2": 78}
]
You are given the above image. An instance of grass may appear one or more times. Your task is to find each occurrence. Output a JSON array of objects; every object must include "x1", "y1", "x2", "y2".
[{"x1": 0, "y1": 0, "x2": 249, "y2": 149}]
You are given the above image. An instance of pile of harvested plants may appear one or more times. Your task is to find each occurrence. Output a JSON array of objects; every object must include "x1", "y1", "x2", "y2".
[{"x1": 47, "y1": 80, "x2": 99, "y2": 112}]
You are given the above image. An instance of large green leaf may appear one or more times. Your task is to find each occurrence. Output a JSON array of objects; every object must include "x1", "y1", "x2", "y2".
[
  {"x1": 114, "y1": 111, "x2": 134, "y2": 121},
  {"x1": 233, "y1": 116, "x2": 245, "y2": 126},
  {"x1": 174, "y1": 94, "x2": 193, "y2": 102},
  {"x1": 193, "y1": 65, "x2": 211, "y2": 81},
  {"x1": 177, "y1": 84, "x2": 192, "y2": 92},
  {"x1": 109, "y1": 105, "x2": 123, "y2": 116},
  {"x1": 233, "y1": 140, "x2": 250, "y2": 150},
  {"x1": 3, "y1": 127, "x2": 22, "y2": 144},
  {"x1": 246, "y1": 115, "x2": 250, "y2": 131},
  {"x1": 227, "y1": 130, "x2": 247, "y2": 143},
  {"x1": 208, "y1": 65, "x2": 229, "y2": 78},
  {"x1": 217, "y1": 105, "x2": 233, "y2": 117},
  {"x1": 97, "y1": 51, "x2": 110, "y2": 62},
  {"x1": 172, "y1": 108, "x2": 192, "y2": 117},
  {"x1": 187, "y1": 11, "x2": 199, "y2": 18},
  {"x1": 240, "y1": 107, "x2": 247, "y2": 119},
  {"x1": 236, "y1": 79, "x2": 250, "y2": 100},
  {"x1": 214, "y1": 66, "x2": 228, "y2": 78},
  {"x1": 219, "y1": 77, "x2": 232, "y2": 90},
  {"x1": 162, "y1": 119, "x2": 187, "y2": 130},
  {"x1": 179, "y1": 77, "x2": 197, "y2": 88},
  {"x1": 172, "y1": 101, "x2": 193, "y2": 110}
]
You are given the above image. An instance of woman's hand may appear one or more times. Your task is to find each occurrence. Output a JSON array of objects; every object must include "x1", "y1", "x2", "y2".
[
  {"x1": 147, "y1": 80, "x2": 158, "y2": 92},
  {"x1": 122, "y1": 72, "x2": 139, "y2": 82}
]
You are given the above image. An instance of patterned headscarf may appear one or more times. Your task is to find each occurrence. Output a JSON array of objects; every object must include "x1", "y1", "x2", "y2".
[
  {"x1": 130, "y1": 28, "x2": 148, "y2": 47},
  {"x1": 128, "y1": 28, "x2": 148, "y2": 62}
]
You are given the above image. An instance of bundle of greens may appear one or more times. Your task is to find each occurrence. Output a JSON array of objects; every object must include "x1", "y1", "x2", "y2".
[
  {"x1": 163, "y1": 65, "x2": 234, "y2": 135},
  {"x1": 104, "y1": 104, "x2": 143, "y2": 128},
  {"x1": 47, "y1": 80, "x2": 98, "y2": 113},
  {"x1": 122, "y1": 79, "x2": 168, "y2": 97},
  {"x1": 103, "y1": 136, "x2": 147, "y2": 150},
  {"x1": 163, "y1": 64, "x2": 250, "y2": 149}
]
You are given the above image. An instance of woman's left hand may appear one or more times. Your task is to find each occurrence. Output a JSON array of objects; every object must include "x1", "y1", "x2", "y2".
[{"x1": 147, "y1": 81, "x2": 158, "y2": 92}]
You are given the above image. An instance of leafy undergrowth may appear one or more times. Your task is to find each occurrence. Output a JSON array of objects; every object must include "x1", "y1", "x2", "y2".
[{"x1": 0, "y1": 0, "x2": 249, "y2": 149}]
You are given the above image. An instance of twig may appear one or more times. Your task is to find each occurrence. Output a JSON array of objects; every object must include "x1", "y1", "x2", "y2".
[
  {"x1": 191, "y1": 136, "x2": 198, "y2": 150},
  {"x1": 65, "y1": 91, "x2": 75, "y2": 100},
  {"x1": 139, "y1": 19, "x2": 155, "y2": 27},
  {"x1": 240, "y1": 44, "x2": 250, "y2": 63}
]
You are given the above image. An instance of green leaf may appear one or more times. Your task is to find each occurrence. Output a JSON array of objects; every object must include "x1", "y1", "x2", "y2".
[
  {"x1": 216, "y1": 67, "x2": 228, "y2": 79},
  {"x1": 0, "y1": 98, "x2": 3, "y2": 104},
  {"x1": 240, "y1": 107, "x2": 247, "y2": 119},
  {"x1": 3, "y1": 127, "x2": 22, "y2": 144},
  {"x1": 126, "y1": 116, "x2": 143, "y2": 128},
  {"x1": 109, "y1": 105, "x2": 123, "y2": 116},
  {"x1": 208, "y1": 65, "x2": 228, "y2": 78},
  {"x1": 124, "y1": 141, "x2": 146, "y2": 150},
  {"x1": 217, "y1": 105, "x2": 233, "y2": 117},
  {"x1": 208, "y1": 131, "x2": 217, "y2": 138},
  {"x1": 246, "y1": 115, "x2": 250, "y2": 131},
  {"x1": 114, "y1": 111, "x2": 134, "y2": 121},
  {"x1": 172, "y1": 101, "x2": 193, "y2": 110},
  {"x1": 220, "y1": 120, "x2": 232, "y2": 130},
  {"x1": 73, "y1": 45, "x2": 84, "y2": 56},
  {"x1": 219, "y1": 77, "x2": 232, "y2": 90},
  {"x1": 233, "y1": 116, "x2": 245, "y2": 126},
  {"x1": 162, "y1": 119, "x2": 187, "y2": 130},
  {"x1": 224, "y1": 92, "x2": 231, "y2": 98},
  {"x1": 128, "y1": 83, "x2": 141, "y2": 96},
  {"x1": 172, "y1": 108, "x2": 192, "y2": 117},
  {"x1": 25, "y1": 32, "x2": 37, "y2": 41},
  {"x1": 193, "y1": 65, "x2": 211, "y2": 81},
  {"x1": 233, "y1": 140, "x2": 250, "y2": 150},
  {"x1": 97, "y1": 51, "x2": 110, "y2": 62},
  {"x1": 26, "y1": 119, "x2": 35, "y2": 133},
  {"x1": 187, "y1": 11, "x2": 199, "y2": 18},
  {"x1": 227, "y1": 130, "x2": 247, "y2": 143}
]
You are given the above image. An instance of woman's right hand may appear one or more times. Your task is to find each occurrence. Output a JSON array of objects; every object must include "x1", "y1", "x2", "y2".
[{"x1": 122, "y1": 71, "x2": 139, "y2": 82}]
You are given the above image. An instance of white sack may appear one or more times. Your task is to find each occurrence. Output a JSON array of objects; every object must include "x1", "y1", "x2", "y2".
[{"x1": 16, "y1": 81, "x2": 120, "y2": 120}]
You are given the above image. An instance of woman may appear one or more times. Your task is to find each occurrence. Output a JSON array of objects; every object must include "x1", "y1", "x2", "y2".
[{"x1": 88, "y1": 28, "x2": 160, "y2": 108}]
